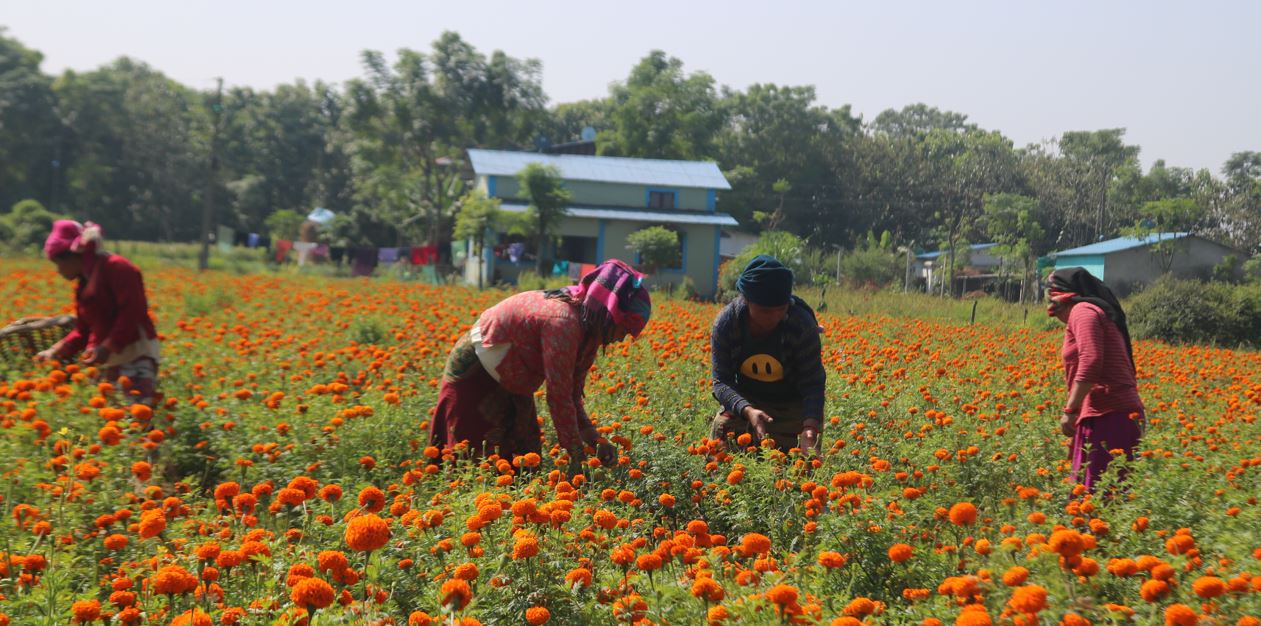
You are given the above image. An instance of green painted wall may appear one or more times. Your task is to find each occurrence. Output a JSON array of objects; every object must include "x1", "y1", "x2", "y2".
[
  {"x1": 1054, "y1": 254, "x2": 1106, "y2": 281},
  {"x1": 597, "y1": 219, "x2": 718, "y2": 297}
]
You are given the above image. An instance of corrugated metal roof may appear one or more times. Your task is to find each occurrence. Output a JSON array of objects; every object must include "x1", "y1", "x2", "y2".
[
  {"x1": 468, "y1": 149, "x2": 731, "y2": 190},
  {"x1": 1052, "y1": 233, "x2": 1189, "y2": 257},
  {"x1": 916, "y1": 243, "x2": 997, "y2": 260},
  {"x1": 499, "y1": 202, "x2": 739, "y2": 226}
]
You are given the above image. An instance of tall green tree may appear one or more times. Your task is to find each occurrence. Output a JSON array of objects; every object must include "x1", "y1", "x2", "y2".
[
  {"x1": 601, "y1": 51, "x2": 723, "y2": 160},
  {"x1": 517, "y1": 163, "x2": 570, "y2": 274},
  {"x1": 1058, "y1": 128, "x2": 1141, "y2": 243},
  {"x1": 982, "y1": 193, "x2": 1046, "y2": 301},
  {"x1": 0, "y1": 31, "x2": 60, "y2": 213}
]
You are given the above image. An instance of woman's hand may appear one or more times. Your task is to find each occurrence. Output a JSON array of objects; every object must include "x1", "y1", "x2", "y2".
[
  {"x1": 1060, "y1": 412, "x2": 1077, "y2": 437},
  {"x1": 799, "y1": 420, "x2": 821, "y2": 455},
  {"x1": 34, "y1": 348, "x2": 58, "y2": 361},
  {"x1": 742, "y1": 406, "x2": 774, "y2": 441}
]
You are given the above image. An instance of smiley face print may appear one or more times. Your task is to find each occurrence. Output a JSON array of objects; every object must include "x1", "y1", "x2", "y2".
[{"x1": 740, "y1": 353, "x2": 785, "y2": 383}]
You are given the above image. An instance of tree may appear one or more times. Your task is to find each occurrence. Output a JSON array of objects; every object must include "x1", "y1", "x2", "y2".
[
  {"x1": 1126, "y1": 197, "x2": 1205, "y2": 273},
  {"x1": 870, "y1": 103, "x2": 975, "y2": 138},
  {"x1": 982, "y1": 193, "x2": 1046, "y2": 302},
  {"x1": 452, "y1": 190, "x2": 503, "y2": 289},
  {"x1": 517, "y1": 163, "x2": 570, "y2": 274},
  {"x1": 601, "y1": 51, "x2": 723, "y2": 159},
  {"x1": 0, "y1": 30, "x2": 59, "y2": 212},
  {"x1": 1216, "y1": 151, "x2": 1261, "y2": 253},
  {"x1": 625, "y1": 226, "x2": 681, "y2": 275},
  {"x1": 263, "y1": 209, "x2": 304, "y2": 241},
  {"x1": 1058, "y1": 129, "x2": 1141, "y2": 243}
]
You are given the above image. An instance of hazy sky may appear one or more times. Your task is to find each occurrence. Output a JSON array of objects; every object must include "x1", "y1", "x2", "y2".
[{"x1": 4, "y1": 0, "x2": 1257, "y2": 172}]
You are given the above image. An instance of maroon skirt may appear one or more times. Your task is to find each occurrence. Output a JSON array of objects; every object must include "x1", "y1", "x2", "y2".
[
  {"x1": 1069, "y1": 410, "x2": 1143, "y2": 492},
  {"x1": 429, "y1": 332, "x2": 540, "y2": 459}
]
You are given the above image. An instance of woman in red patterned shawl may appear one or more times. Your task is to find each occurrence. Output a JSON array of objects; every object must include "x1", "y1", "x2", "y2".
[
  {"x1": 430, "y1": 259, "x2": 652, "y2": 468},
  {"x1": 38, "y1": 220, "x2": 161, "y2": 403}
]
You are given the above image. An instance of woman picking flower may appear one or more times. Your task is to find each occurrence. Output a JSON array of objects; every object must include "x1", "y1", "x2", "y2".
[
  {"x1": 430, "y1": 259, "x2": 651, "y2": 467},
  {"x1": 710, "y1": 255, "x2": 826, "y2": 455},
  {"x1": 38, "y1": 220, "x2": 161, "y2": 403}
]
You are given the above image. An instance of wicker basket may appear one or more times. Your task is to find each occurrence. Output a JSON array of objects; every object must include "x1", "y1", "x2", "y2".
[{"x1": 0, "y1": 316, "x2": 76, "y2": 363}]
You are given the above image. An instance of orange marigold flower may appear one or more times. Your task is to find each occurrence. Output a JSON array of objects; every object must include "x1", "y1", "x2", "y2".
[
  {"x1": 636, "y1": 553, "x2": 663, "y2": 572},
  {"x1": 832, "y1": 618, "x2": 862, "y2": 626},
  {"x1": 358, "y1": 486, "x2": 385, "y2": 513},
  {"x1": 564, "y1": 567, "x2": 593, "y2": 589},
  {"x1": 1165, "y1": 534, "x2": 1195, "y2": 555},
  {"x1": 956, "y1": 604, "x2": 992, "y2": 626},
  {"x1": 1139, "y1": 579, "x2": 1170, "y2": 603},
  {"x1": 1105, "y1": 558, "x2": 1137, "y2": 577},
  {"x1": 525, "y1": 607, "x2": 551, "y2": 625},
  {"x1": 888, "y1": 543, "x2": 913, "y2": 563},
  {"x1": 1060, "y1": 613, "x2": 1091, "y2": 626},
  {"x1": 1008, "y1": 585, "x2": 1048, "y2": 614},
  {"x1": 1164, "y1": 604, "x2": 1197, "y2": 626},
  {"x1": 1192, "y1": 575, "x2": 1225, "y2": 599},
  {"x1": 1002, "y1": 566, "x2": 1029, "y2": 587},
  {"x1": 818, "y1": 550, "x2": 847, "y2": 568},
  {"x1": 344, "y1": 514, "x2": 391, "y2": 552},
  {"x1": 409, "y1": 612, "x2": 435, "y2": 626},
  {"x1": 948, "y1": 502, "x2": 977, "y2": 526},
  {"x1": 765, "y1": 584, "x2": 798, "y2": 606},
  {"x1": 137, "y1": 509, "x2": 165, "y2": 539},
  {"x1": 739, "y1": 533, "x2": 772, "y2": 557},
  {"x1": 71, "y1": 599, "x2": 101, "y2": 623},
  {"x1": 319, "y1": 485, "x2": 343, "y2": 502},
  {"x1": 150, "y1": 564, "x2": 198, "y2": 595},
  {"x1": 290, "y1": 576, "x2": 335, "y2": 610},
  {"x1": 691, "y1": 577, "x2": 724, "y2": 602},
  {"x1": 169, "y1": 609, "x2": 213, "y2": 626},
  {"x1": 844, "y1": 597, "x2": 876, "y2": 617},
  {"x1": 439, "y1": 578, "x2": 472, "y2": 610},
  {"x1": 1048, "y1": 529, "x2": 1085, "y2": 559},
  {"x1": 453, "y1": 562, "x2": 480, "y2": 581},
  {"x1": 511, "y1": 534, "x2": 540, "y2": 560}
]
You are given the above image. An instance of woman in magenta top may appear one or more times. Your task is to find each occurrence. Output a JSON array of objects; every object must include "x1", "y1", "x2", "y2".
[
  {"x1": 39, "y1": 220, "x2": 161, "y2": 403},
  {"x1": 1046, "y1": 267, "x2": 1144, "y2": 492},
  {"x1": 430, "y1": 259, "x2": 651, "y2": 467}
]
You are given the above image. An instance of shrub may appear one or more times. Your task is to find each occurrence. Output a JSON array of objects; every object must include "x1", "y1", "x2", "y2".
[
  {"x1": 719, "y1": 231, "x2": 811, "y2": 296},
  {"x1": 4, "y1": 199, "x2": 60, "y2": 252},
  {"x1": 841, "y1": 246, "x2": 900, "y2": 288},
  {"x1": 1127, "y1": 276, "x2": 1261, "y2": 348},
  {"x1": 625, "y1": 226, "x2": 680, "y2": 275}
]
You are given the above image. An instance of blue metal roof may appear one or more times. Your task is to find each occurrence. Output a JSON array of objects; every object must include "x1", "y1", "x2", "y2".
[
  {"x1": 468, "y1": 149, "x2": 731, "y2": 190},
  {"x1": 499, "y1": 202, "x2": 739, "y2": 226},
  {"x1": 1052, "y1": 233, "x2": 1189, "y2": 257},
  {"x1": 915, "y1": 243, "x2": 997, "y2": 260}
]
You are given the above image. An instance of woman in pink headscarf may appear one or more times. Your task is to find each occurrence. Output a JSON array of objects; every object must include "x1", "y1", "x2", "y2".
[
  {"x1": 430, "y1": 259, "x2": 652, "y2": 467},
  {"x1": 39, "y1": 220, "x2": 161, "y2": 403}
]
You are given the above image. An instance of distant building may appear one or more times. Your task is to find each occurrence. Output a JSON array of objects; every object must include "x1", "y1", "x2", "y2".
[
  {"x1": 913, "y1": 243, "x2": 1003, "y2": 293},
  {"x1": 719, "y1": 229, "x2": 759, "y2": 262},
  {"x1": 1050, "y1": 233, "x2": 1237, "y2": 295},
  {"x1": 466, "y1": 149, "x2": 737, "y2": 297}
]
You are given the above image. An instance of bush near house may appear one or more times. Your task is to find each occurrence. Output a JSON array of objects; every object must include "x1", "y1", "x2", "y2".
[{"x1": 1128, "y1": 275, "x2": 1261, "y2": 347}]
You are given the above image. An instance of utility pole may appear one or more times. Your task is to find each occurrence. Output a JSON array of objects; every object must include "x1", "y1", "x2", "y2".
[{"x1": 199, "y1": 78, "x2": 224, "y2": 272}]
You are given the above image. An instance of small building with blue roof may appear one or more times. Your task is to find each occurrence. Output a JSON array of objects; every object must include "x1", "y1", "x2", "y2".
[
  {"x1": 1050, "y1": 232, "x2": 1236, "y2": 295},
  {"x1": 466, "y1": 148, "x2": 737, "y2": 297}
]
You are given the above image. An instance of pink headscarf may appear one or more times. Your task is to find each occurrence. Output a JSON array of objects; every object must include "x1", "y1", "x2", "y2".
[
  {"x1": 565, "y1": 259, "x2": 652, "y2": 338},
  {"x1": 45, "y1": 220, "x2": 105, "y2": 275}
]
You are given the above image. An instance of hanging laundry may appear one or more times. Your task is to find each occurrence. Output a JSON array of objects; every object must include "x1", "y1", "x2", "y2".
[
  {"x1": 293, "y1": 241, "x2": 317, "y2": 266},
  {"x1": 351, "y1": 247, "x2": 378, "y2": 277},
  {"x1": 313, "y1": 244, "x2": 330, "y2": 260},
  {"x1": 378, "y1": 247, "x2": 400, "y2": 264},
  {"x1": 508, "y1": 242, "x2": 525, "y2": 264},
  {"x1": 330, "y1": 247, "x2": 346, "y2": 266},
  {"x1": 247, "y1": 233, "x2": 260, "y2": 248},
  {"x1": 275, "y1": 240, "x2": 294, "y2": 263}
]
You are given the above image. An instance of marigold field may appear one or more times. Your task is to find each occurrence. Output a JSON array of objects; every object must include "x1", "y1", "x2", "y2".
[{"x1": 0, "y1": 261, "x2": 1259, "y2": 626}]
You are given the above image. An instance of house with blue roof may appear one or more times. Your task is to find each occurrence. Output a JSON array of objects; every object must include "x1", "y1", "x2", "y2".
[
  {"x1": 912, "y1": 243, "x2": 1004, "y2": 293},
  {"x1": 466, "y1": 149, "x2": 737, "y2": 297},
  {"x1": 1051, "y1": 232, "x2": 1236, "y2": 295}
]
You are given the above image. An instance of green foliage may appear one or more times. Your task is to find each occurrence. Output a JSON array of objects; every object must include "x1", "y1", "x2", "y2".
[
  {"x1": 625, "y1": 226, "x2": 680, "y2": 274},
  {"x1": 517, "y1": 163, "x2": 571, "y2": 273},
  {"x1": 3, "y1": 198, "x2": 59, "y2": 251},
  {"x1": 452, "y1": 190, "x2": 502, "y2": 252},
  {"x1": 1244, "y1": 256, "x2": 1261, "y2": 283},
  {"x1": 263, "y1": 209, "x2": 305, "y2": 241},
  {"x1": 601, "y1": 51, "x2": 722, "y2": 160},
  {"x1": 841, "y1": 245, "x2": 900, "y2": 288},
  {"x1": 1128, "y1": 276, "x2": 1261, "y2": 347},
  {"x1": 719, "y1": 230, "x2": 809, "y2": 294}
]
